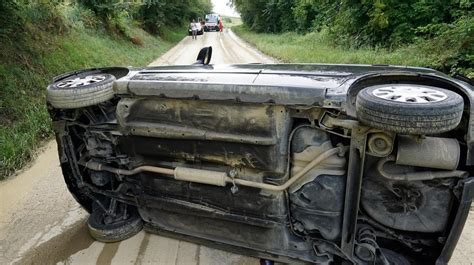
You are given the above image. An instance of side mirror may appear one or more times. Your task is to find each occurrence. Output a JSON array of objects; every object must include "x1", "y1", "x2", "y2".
[{"x1": 195, "y1": 46, "x2": 212, "y2": 65}]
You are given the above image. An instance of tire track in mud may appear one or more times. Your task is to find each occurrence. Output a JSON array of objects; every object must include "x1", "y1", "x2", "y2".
[
  {"x1": 96, "y1": 241, "x2": 120, "y2": 265},
  {"x1": 218, "y1": 33, "x2": 239, "y2": 64},
  {"x1": 133, "y1": 233, "x2": 150, "y2": 265}
]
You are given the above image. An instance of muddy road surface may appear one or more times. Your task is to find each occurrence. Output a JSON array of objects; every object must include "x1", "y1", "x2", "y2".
[{"x1": 1, "y1": 30, "x2": 473, "y2": 265}]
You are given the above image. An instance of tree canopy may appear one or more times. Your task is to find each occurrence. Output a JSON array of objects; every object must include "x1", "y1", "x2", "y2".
[{"x1": 232, "y1": 0, "x2": 473, "y2": 47}]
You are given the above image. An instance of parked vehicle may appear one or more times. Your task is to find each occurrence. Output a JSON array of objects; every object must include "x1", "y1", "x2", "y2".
[
  {"x1": 46, "y1": 47, "x2": 473, "y2": 265},
  {"x1": 205, "y1": 13, "x2": 220, "y2": 31}
]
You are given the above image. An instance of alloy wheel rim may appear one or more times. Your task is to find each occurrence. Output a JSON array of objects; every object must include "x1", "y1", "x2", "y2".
[
  {"x1": 57, "y1": 75, "x2": 107, "y2": 88},
  {"x1": 372, "y1": 85, "x2": 447, "y2": 103}
]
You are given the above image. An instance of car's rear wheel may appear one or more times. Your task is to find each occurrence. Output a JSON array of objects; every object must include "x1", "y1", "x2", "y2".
[
  {"x1": 88, "y1": 202, "x2": 143, "y2": 243},
  {"x1": 47, "y1": 73, "x2": 115, "y2": 109},
  {"x1": 356, "y1": 84, "x2": 464, "y2": 135}
]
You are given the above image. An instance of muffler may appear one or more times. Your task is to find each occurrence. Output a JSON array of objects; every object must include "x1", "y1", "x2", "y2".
[
  {"x1": 396, "y1": 136, "x2": 460, "y2": 170},
  {"x1": 376, "y1": 136, "x2": 467, "y2": 181}
]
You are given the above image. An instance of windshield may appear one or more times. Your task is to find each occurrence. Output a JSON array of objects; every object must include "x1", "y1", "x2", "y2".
[{"x1": 205, "y1": 14, "x2": 218, "y2": 23}]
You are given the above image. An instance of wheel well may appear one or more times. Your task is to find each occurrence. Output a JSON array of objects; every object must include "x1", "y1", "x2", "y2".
[
  {"x1": 346, "y1": 74, "x2": 472, "y2": 117},
  {"x1": 51, "y1": 67, "x2": 130, "y2": 83}
]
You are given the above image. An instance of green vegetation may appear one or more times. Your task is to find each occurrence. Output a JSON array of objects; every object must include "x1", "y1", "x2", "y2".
[
  {"x1": 0, "y1": 1, "x2": 211, "y2": 179},
  {"x1": 233, "y1": 25, "x2": 429, "y2": 66},
  {"x1": 222, "y1": 16, "x2": 243, "y2": 28},
  {"x1": 232, "y1": 0, "x2": 473, "y2": 77},
  {"x1": 139, "y1": 0, "x2": 212, "y2": 34}
]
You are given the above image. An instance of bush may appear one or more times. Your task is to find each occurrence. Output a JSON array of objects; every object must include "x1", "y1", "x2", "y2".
[
  {"x1": 62, "y1": 2, "x2": 99, "y2": 29},
  {"x1": 233, "y1": 0, "x2": 295, "y2": 33},
  {"x1": 234, "y1": 0, "x2": 473, "y2": 47},
  {"x1": 232, "y1": 0, "x2": 473, "y2": 75},
  {"x1": 292, "y1": 0, "x2": 338, "y2": 33},
  {"x1": 139, "y1": 0, "x2": 212, "y2": 35},
  {"x1": 416, "y1": 15, "x2": 474, "y2": 77},
  {"x1": 21, "y1": 1, "x2": 70, "y2": 34},
  {"x1": 76, "y1": 0, "x2": 119, "y2": 20},
  {"x1": 0, "y1": 0, "x2": 22, "y2": 41}
]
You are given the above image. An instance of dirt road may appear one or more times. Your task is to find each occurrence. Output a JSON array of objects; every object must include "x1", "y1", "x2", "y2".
[
  {"x1": 148, "y1": 29, "x2": 275, "y2": 66},
  {"x1": 0, "y1": 30, "x2": 472, "y2": 265}
]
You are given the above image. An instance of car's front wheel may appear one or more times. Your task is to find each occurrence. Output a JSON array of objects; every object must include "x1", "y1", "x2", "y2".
[{"x1": 356, "y1": 84, "x2": 464, "y2": 135}]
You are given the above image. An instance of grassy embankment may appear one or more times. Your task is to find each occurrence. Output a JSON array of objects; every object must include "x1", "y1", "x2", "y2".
[
  {"x1": 222, "y1": 16, "x2": 242, "y2": 28},
  {"x1": 0, "y1": 6, "x2": 185, "y2": 179},
  {"x1": 233, "y1": 25, "x2": 472, "y2": 77}
]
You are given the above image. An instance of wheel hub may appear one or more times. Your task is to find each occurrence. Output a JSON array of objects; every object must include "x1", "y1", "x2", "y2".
[
  {"x1": 372, "y1": 85, "x2": 447, "y2": 103},
  {"x1": 56, "y1": 74, "x2": 107, "y2": 88}
]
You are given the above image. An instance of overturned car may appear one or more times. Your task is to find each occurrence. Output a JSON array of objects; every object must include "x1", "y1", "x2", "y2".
[{"x1": 46, "y1": 48, "x2": 474, "y2": 264}]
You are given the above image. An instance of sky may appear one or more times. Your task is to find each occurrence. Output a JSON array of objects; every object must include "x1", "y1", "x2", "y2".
[{"x1": 211, "y1": 0, "x2": 240, "y2": 17}]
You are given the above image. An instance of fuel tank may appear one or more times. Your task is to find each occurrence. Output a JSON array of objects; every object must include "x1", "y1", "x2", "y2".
[{"x1": 116, "y1": 97, "x2": 292, "y2": 179}]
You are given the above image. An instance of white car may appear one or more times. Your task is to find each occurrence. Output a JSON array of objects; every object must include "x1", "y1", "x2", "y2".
[{"x1": 204, "y1": 13, "x2": 220, "y2": 31}]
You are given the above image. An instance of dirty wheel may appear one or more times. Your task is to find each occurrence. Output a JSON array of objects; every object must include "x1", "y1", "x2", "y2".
[
  {"x1": 356, "y1": 84, "x2": 463, "y2": 135},
  {"x1": 88, "y1": 202, "x2": 143, "y2": 243},
  {"x1": 47, "y1": 73, "x2": 115, "y2": 109}
]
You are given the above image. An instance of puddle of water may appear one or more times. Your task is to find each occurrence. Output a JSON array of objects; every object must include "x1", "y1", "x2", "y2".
[
  {"x1": 13, "y1": 220, "x2": 94, "y2": 265},
  {"x1": 38, "y1": 206, "x2": 86, "y2": 246}
]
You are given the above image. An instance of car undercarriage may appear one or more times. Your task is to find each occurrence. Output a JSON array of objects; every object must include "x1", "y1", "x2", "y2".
[{"x1": 47, "y1": 56, "x2": 474, "y2": 264}]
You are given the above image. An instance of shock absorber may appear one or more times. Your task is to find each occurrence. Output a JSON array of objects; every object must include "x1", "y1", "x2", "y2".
[{"x1": 354, "y1": 225, "x2": 379, "y2": 263}]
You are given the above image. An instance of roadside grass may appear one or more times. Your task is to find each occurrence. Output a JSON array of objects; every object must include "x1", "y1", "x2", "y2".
[
  {"x1": 222, "y1": 16, "x2": 242, "y2": 28},
  {"x1": 0, "y1": 23, "x2": 184, "y2": 179},
  {"x1": 232, "y1": 25, "x2": 436, "y2": 68}
]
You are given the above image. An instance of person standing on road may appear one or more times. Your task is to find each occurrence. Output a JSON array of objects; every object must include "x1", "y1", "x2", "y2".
[
  {"x1": 190, "y1": 19, "x2": 198, "y2": 40},
  {"x1": 200, "y1": 18, "x2": 205, "y2": 33},
  {"x1": 218, "y1": 18, "x2": 223, "y2": 33}
]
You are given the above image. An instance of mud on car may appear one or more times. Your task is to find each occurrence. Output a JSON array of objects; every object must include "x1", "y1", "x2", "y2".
[{"x1": 46, "y1": 48, "x2": 474, "y2": 264}]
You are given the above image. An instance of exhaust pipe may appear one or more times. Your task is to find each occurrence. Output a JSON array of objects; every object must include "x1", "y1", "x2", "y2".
[
  {"x1": 377, "y1": 136, "x2": 467, "y2": 181},
  {"x1": 377, "y1": 156, "x2": 467, "y2": 181},
  {"x1": 84, "y1": 146, "x2": 347, "y2": 191}
]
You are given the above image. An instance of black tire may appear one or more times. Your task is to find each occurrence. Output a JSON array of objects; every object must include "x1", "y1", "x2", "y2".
[
  {"x1": 88, "y1": 205, "x2": 143, "y2": 243},
  {"x1": 356, "y1": 84, "x2": 464, "y2": 135},
  {"x1": 47, "y1": 73, "x2": 115, "y2": 109}
]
